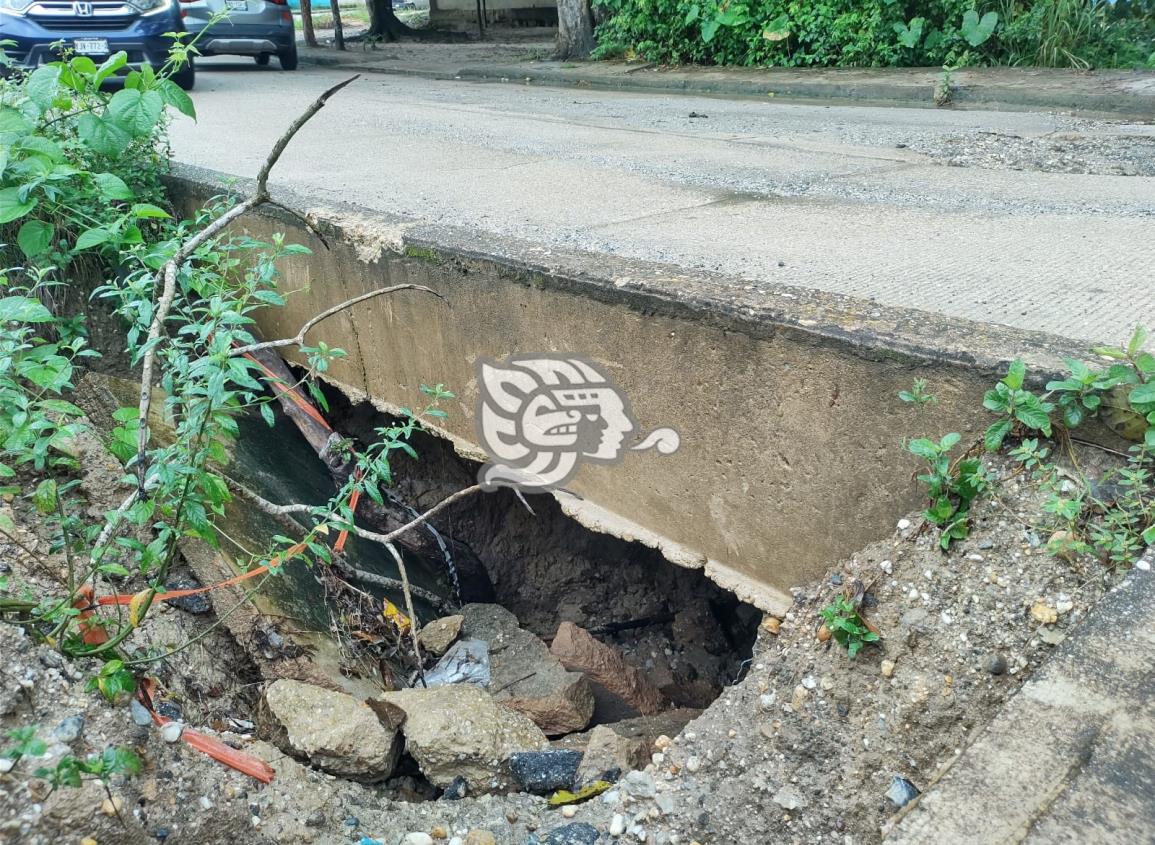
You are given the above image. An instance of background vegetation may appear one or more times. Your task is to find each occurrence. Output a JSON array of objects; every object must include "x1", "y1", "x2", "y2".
[{"x1": 593, "y1": 0, "x2": 1155, "y2": 69}]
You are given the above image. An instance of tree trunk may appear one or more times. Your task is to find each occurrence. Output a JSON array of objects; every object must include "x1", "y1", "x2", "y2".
[
  {"x1": 555, "y1": 0, "x2": 595, "y2": 59},
  {"x1": 300, "y1": 0, "x2": 318, "y2": 47},
  {"x1": 366, "y1": 0, "x2": 420, "y2": 39},
  {"x1": 331, "y1": 0, "x2": 345, "y2": 49}
]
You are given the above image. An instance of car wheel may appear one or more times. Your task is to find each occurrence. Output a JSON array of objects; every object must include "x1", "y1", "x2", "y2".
[
  {"x1": 255, "y1": 53, "x2": 270, "y2": 66},
  {"x1": 278, "y1": 42, "x2": 298, "y2": 71},
  {"x1": 170, "y1": 57, "x2": 195, "y2": 92}
]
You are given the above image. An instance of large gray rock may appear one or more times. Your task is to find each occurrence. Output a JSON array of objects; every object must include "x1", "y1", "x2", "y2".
[
  {"x1": 262, "y1": 679, "x2": 401, "y2": 781},
  {"x1": 461, "y1": 603, "x2": 594, "y2": 736},
  {"x1": 369, "y1": 684, "x2": 549, "y2": 793}
]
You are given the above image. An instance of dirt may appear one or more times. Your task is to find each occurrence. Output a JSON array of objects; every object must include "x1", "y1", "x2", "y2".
[{"x1": 0, "y1": 434, "x2": 1132, "y2": 844}]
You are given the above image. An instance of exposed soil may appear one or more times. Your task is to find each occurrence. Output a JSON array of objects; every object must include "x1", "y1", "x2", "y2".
[{"x1": 0, "y1": 433, "x2": 1132, "y2": 844}]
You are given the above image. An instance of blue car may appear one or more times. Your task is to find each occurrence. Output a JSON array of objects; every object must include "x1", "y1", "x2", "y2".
[{"x1": 0, "y1": 0, "x2": 195, "y2": 89}]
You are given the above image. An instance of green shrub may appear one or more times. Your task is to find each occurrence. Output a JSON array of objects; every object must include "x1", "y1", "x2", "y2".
[{"x1": 593, "y1": 0, "x2": 1155, "y2": 69}]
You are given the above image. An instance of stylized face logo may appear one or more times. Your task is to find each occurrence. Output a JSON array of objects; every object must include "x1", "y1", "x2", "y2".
[{"x1": 476, "y1": 354, "x2": 679, "y2": 491}]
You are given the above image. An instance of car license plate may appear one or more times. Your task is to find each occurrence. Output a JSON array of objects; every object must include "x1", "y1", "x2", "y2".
[
  {"x1": 74, "y1": 39, "x2": 109, "y2": 55},
  {"x1": 225, "y1": 0, "x2": 247, "y2": 9}
]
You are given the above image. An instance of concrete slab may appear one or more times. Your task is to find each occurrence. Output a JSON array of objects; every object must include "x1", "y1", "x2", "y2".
[
  {"x1": 890, "y1": 560, "x2": 1155, "y2": 843},
  {"x1": 172, "y1": 64, "x2": 1155, "y2": 345}
]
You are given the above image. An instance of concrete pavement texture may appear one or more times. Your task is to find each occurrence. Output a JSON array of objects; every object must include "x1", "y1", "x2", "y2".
[
  {"x1": 298, "y1": 40, "x2": 1155, "y2": 118},
  {"x1": 173, "y1": 61, "x2": 1155, "y2": 345}
]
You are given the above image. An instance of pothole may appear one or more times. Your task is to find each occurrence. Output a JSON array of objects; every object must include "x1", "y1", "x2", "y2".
[{"x1": 231, "y1": 378, "x2": 761, "y2": 800}]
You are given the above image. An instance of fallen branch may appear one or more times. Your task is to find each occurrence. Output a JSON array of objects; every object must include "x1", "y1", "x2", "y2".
[
  {"x1": 133, "y1": 75, "x2": 360, "y2": 488},
  {"x1": 385, "y1": 542, "x2": 426, "y2": 687},
  {"x1": 228, "y1": 283, "x2": 444, "y2": 358}
]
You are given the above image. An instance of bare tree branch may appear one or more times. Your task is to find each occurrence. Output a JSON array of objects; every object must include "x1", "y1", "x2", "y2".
[
  {"x1": 344, "y1": 484, "x2": 483, "y2": 548},
  {"x1": 132, "y1": 75, "x2": 360, "y2": 488},
  {"x1": 385, "y1": 542, "x2": 426, "y2": 686},
  {"x1": 228, "y1": 283, "x2": 444, "y2": 358}
]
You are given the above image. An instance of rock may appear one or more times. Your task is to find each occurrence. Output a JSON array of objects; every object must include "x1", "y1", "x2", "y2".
[
  {"x1": 880, "y1": 660, "x2": 896, "y2": 679},
  {"x1": 52, "y1": 715, "x2": 84, "y2": 743},
  {"x1": 773, "y1": 784, "x2": 807, "y2": 811},
  {"x1": 418, "y1": 615, "x2": 464, "y2": 657},
  {"x1": 163, "y1": 579, "x2": 212, "y2": 614},
  {"x1": 1039, "y1": 626, "x2": 1066, "y2": 646},
  {"x1": 462, "y1": 604, "x2": 594, "y2": 735},
  {"x1": 160, "y1": 722, "x2": 183, "y2": 743},
  {"x1": 622, "y1": 771, "x2": 656, "y2": 798},
  {"x1": 574, "y1": 724, "x2": 650, "y2": 786},
  {"x1": 442, "y1": 776, "x2": 469, "y2": 800},
  {"x1": 886, "y1": 776, "x2": 921, "y2": 808},
  {"x1": 791, "y1": 685, "x2": 808, "y2": 711},
  {"x1": 761, "y1": 616, "x2": 780, "y2": 635},
  {"x1": 431, "y1": 828, "x2": 449, "y2": 841},
  {"x1": 550, "y1": 622, "x2": 665, "y2": 716},
  {"x1": 263, "y1": 679, "x2": 401, "y2": 780},
  {"x1": 896, "y1": 518, "x2": 912, "y2": 531},
  {"x1": 402, "y1": 835, "x2": 434, "y2": 845},
  {"x1": 130, "y1": 699, "x2": 153, "y2": 727},
  {"x1": 464, "y1": 832, "x2": 497, "y2": 845},
  {"x1": 545, "y1": 823, "x2": 600, "y2": 845},
  {"x1": 305, "y1": 810, "x2": 325, "y2": 827},
  {"x1": 655, "y1": 793, "x2": 675, "y2": 815},
  {"x1": 609, "y1": 814, "x2": 626, "y2": 837},
  {"x1": 561, "y1": 805, "x2": 577, "y2": 819},
  {"x1": 983, "y1": 653, "x2": 1008, "y2": 675},
  {"x1": 816, "y1": 624, "x2": 831, "y2": 643},
  {"x1": 369, "y1": 684, "x2": 548, "y2": 793},
  {"x1": 685, "y1": 755, "x2": 701, "y2": 773},
  {"x1": 509, "y1": 750, "x2": 583, "y2": 794},
  {"x1": 425, "y1": 639, "x2": 491, "y2": 687},
  {"x1": 1030, "y1": 601, "x2": 1058, "y2": 625}
]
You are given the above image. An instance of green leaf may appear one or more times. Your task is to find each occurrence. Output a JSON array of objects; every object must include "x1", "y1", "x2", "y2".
[
  {"x1": 1128, "y1": 325, "x2": 1148, "y2": 358},
  {"x1": 93, "y1": 172, "x2": 133, "y2": 200},
  {"x1": 1143, "y1": 523, "x2": 1155, "y2": 546},
  {"x1": 158, "y1": 79, "x2": 196, "y2": 120},
  {"x1": 0, "y1": 105, "x2": 31, "y2": 137},
  {"x1": 961, "y1": 9, "x2": 998, "y2": 46},
  {"x1": 1015, "y1": 402, "x2": 1052, "y2": 433},
  {"x1": 1003, "y1": 359, "x2": 1026, "y2": 390},
  {"x1": 25, "y1": 66, "x2": 61, "y2": 111},
  {"x1": 107, "y1": 88, "x2": 164, "y2": 137},
  {"x1": 130, "y1": 203, "x2": 171, "y2": 219},
  {"x1": 907, "y1": 438, "x2": 940, "y2": 460},
  {"x1": 16, "y1": 219, "x2": 53, "y2": 259},
  {"x1": 939, "y1": 432, "x2": 961, "y2": 451},
  {"x1": 984, "y1": 418, "x2": 1012, "y2": 451},
  {"x1": 701, "y1": 19, "x2": 720, "y2": 42},
  {"x1": 32, "y1": 478, "x2": 57, "y2": 514},
  {"x1": 1130, "y1": 383, "x2": 1155, "y2": 406},
  {"x1": 0, "y1": 295, "x2": 53, "y2": 323},
  {"x1": 77, "y1": 114, "x2": 132, "y2": 157},
  {"x1": 260, "y1": 403, "x2": 275, "y2": 427},
  {"x1": 0, "y1": 187, "x2": 37, "y2": 225},
  {"x1": 94, "y1": 51, "x2": 129, "y2": 85},
  {"x1": 74, "y1": 228, "x2": 111, "y2": 251}
]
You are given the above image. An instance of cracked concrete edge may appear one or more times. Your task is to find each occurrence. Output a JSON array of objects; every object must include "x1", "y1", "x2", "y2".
[
  {"x1": 296, "y1": 52, "x2": 1155, "y2": 119},
  {"x1": 888, "y1": 559, "x2": 1155, "y2": 844},
  {"x1": 165, "y1": 162, "x2": 1097, "y2": 387}
]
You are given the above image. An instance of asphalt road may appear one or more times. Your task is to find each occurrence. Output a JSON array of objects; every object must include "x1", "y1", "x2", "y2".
[{"x1": 171, "y1": 59, "x2": 1155, "y2": 345}]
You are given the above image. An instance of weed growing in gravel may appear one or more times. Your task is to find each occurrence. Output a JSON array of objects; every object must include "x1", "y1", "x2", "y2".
[
  {"x1": 819, "y1": 595, "x2": 879, "y2": 658},
  {"x1": 2, "y1": 727, "x2": 140, "y2": 795},
  {"x1": 904, "y1": 325, "x2": 1155, "y2": 561}
]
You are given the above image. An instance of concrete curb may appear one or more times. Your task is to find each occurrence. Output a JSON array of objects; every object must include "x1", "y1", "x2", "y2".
[{"x1": 297, "y1": 51, "x2": 1155, "y2": 118}]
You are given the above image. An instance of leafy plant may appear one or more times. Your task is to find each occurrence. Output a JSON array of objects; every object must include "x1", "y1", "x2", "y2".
[
  {"x1": 961, "y1": 8, "x2": 999, "y2": 45},
  {"x1": 819, "y1": 595, "x2": 879, "y2": 658},
  {"x1": 908, "y1": 432, "x2": 989, "y2": 548},
  {"x1": 982, "y1": 360, "x2": 1054, "y2": 451},
  {"x1": 2, "y1": 727, "x2": 140, "y2": 795},
  {"x1": 898, "y1": 377, "x2": 936, "y2": 408}
]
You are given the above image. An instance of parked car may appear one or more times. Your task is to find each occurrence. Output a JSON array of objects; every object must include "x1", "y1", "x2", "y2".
[
  {"x1": 181, "y1": 0, "x2": 296, "y2": 70},
  {"x1": 0, "y1": 0, "x2": 195, "y2": 88}
]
